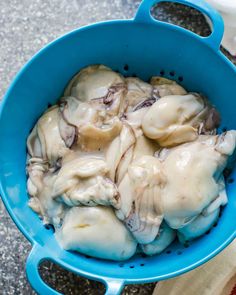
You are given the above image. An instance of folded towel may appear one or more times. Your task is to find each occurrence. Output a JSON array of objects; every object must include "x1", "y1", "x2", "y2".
[{"x1": 153, "y1": 239, "x2": 236, "y2": 295}]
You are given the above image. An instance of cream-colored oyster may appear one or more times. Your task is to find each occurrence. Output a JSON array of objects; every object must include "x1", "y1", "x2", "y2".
[
  {"x1": 105, "y1": 120, "x2": 158, "y2": 184},
  {"x1": 141, "y1": 222, "x2": 176, "y2": 255},
  {"x1": 27, "y1": 158, "x2": 65, "y2": 227},
  {"x1": 125, "y1": 108, "x2": 149, "y2": 132},
  {"x1": 27, "y1": 126, "x2": 43, "y2": 158},
  {"x1": 59, "y1": 96, "x2": 97, "y2": 128},
  {"x1": 27, "y1": 158, "x2": 48, "y2": 198},
  {"x1": 160, "y1": 131, "x2": 236, "y2": 229},
  {"x1": 58, "y1": 112, "x2": 77, "y2": 148},
  {"x1": 124, "y1": 76, "x2": 186, "y2": 113},
  {"x1": 60, "y1": 96, "x2": 122, "y2": 151},
  {"x1": 202, "y1": 184, "x2": 227, "y2": 216},
  {"x1": 60, "y1": 65, "x2": 128, "y2": 151},
  {"x1": 26, "y1": 65, "x2": 236, "y2": 261},
  {"x1": 64, "y1": 65, "x2": 125, "y2": 105},
  {"x1": 142, "y1": 93, "x2": 220, "y2": 147},
  {"x1": 177, "y1": 208, "x2": 220, "y2": 244},
  {"x1": 150, "y1": 76, "x2": 187, "y2": 97},
  {"x1": 78, "y1": 118, "x2": 122, "y2": 151},
  {"x1": 37, "y1": 107, "x2": 70, "y2": 161},
  {"x1": 55, "y1": 206, "x2": 137, "y2": 261},
  {"x1": 124, "y1": 77, "x2": 155, "y2": 112},
  {"x1": 60, "y1": 97, "x2": 123, "y2": 151},
  {"x1": 53, "y1": 156, "x2": 120, "y2": 209},
  {"x1": 133, "y1": 134, "x2": 158, "y2": 161},
  {"x1": 28, "y1": 106, "x2": 71, "y2": 164},
  {"x1": 117, "y1": 156, "x2": 165, "y2": 244},
  {"x1": 105, "y1": 123, "x2": 136, "y2": 183}
]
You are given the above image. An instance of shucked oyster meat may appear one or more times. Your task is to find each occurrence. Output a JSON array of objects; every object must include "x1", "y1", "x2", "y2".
[
  {"x1": 27, "y1": 157, "x2": 66, "y2": 227},
  {"x1": 141, "y1": 222, "x2": 176, "y2": 256},
  {"x1": 117, "y1": 156, "x2": 165, "y2": 244},
  {"x1": 27, "y1": 106, "x2": 70, "y2": 165},
  {"x1": 64, "y1": 65, "x2": 125, "y2": 105},
  {"x1": 56, "y1": 206, "x2": 137, "y2": 261},
  {"x1": 142, "y1": 93, "x2": 220, "y2": 147},
  {"x1": 150, "y1": 76, "x2": 187, "y2": 97},
  {"x1": 59, "y1": 96, "x2": 123, "y2": 151},
  {"x1": 124, "y1": 77, "x2": 154, "y2": 112},
  {"x1": 160, "y1": 131, "x2": 236, "y2": 229},
  {"x1": 53, "y1": 155, "x2": 120, "y2": 209},
  {"x1": 61, "y1": 65, "x2": 127, "y2": 151},
  {"x1": 26, "y1": 64, "x2": 236, "y2": 261}
]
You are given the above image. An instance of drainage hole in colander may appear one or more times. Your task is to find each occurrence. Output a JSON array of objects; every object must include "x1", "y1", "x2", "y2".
[
  {"x1": 205, "y1": 229, "x2": 211, "y2": 235},
  {"x1": 160, "y1": 70, "x2": 165, "y2": 76},
  {"x1": 123, "y1": 64, "x2": 129, "y2": 72},
  {"x1": 224, "y1": 168, "x2": 232, "y2": 179},
  {"x1": 44, "y1": 224, "x2": 55, "y2": 232},
  {"x1": 129, "y1": 265, "x2": 135, "y2": 269},
  {"x1": 119, "y1": 263, "x2": 124, "y2": 268},
  {"x1": 178, "y1": 76, "x2": 184, "y2": 82},
  {"x1": 85, "y1": 255, "x2": 91, "y2": 259},
  {"x1": 177, "y1": 251, "x2": 182, "y2": 255},
  {"x1": 169, "y1": 71, "x2": 175, "y2": 77},
  {"x1": 140, "y1": 263, "x2": 145, "y2": 267},
  {"x1": 228, "y1": 178, "x2": 234, "y2": 184},
  {"x1": 166, "y1": 250, "x2": 172, "y2": 254}
]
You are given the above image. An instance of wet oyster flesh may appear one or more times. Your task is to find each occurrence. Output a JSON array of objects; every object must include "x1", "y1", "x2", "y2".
[{"x1": 26, "y1": 65, "x2": 236, "y2": 261}]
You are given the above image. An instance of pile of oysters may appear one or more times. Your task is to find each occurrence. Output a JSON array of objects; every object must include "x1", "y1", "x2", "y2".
[{"x1": 27, "y1": 65, "x2": 236, "y2": 261}]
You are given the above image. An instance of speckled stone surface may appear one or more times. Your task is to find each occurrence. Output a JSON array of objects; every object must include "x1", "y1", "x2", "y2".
[{"x1": 0, "y1": 1, "x2": 235, "y2": 295}]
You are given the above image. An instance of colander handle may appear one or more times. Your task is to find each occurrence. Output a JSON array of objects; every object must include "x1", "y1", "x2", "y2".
[
  {"x1": 26, "y1": 244, "x2": 125, "y2": 295},
  {"x1": 26, "y1": 245, "x2": 61, "y2": 295},
  {"x1": 104, "y1": 279, "x2": 125, "y2": 295},
  {"x1": 135, "y1": 0, "x2": 224, "y2": 51}
]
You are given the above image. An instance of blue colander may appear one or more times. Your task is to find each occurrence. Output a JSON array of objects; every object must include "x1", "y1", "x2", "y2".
[{"x1": 1, "y1": 0, "x2": 236, "y2": 294}]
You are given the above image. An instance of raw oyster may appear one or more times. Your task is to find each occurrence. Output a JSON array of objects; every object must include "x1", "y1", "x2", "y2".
[
  {"x1": 160, "y1": 131, "x2": 236, "y2": 229},
  {"x1": 150, "y1": 76, "x2": 187, "y2": 97},
  {"x1": 53, "y1": 155, "x2": 120, "y2": 209},
  {"x1": 142, "y1": 93, "x2": 220, "y2": 147},
  {"x1": 116, "y1": 156, "x2": 165, "y2": 244},
  {"x1": 56, "y1": 206, "x2": 137, "y2": 261},
  {"x1": 141, "y1": 222, "x2": 176, "y2": 255}
]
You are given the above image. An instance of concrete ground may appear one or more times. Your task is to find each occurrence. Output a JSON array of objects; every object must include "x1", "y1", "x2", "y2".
[{"x1": 0, "y1": 1, "x2": 235, "y2": 294}]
